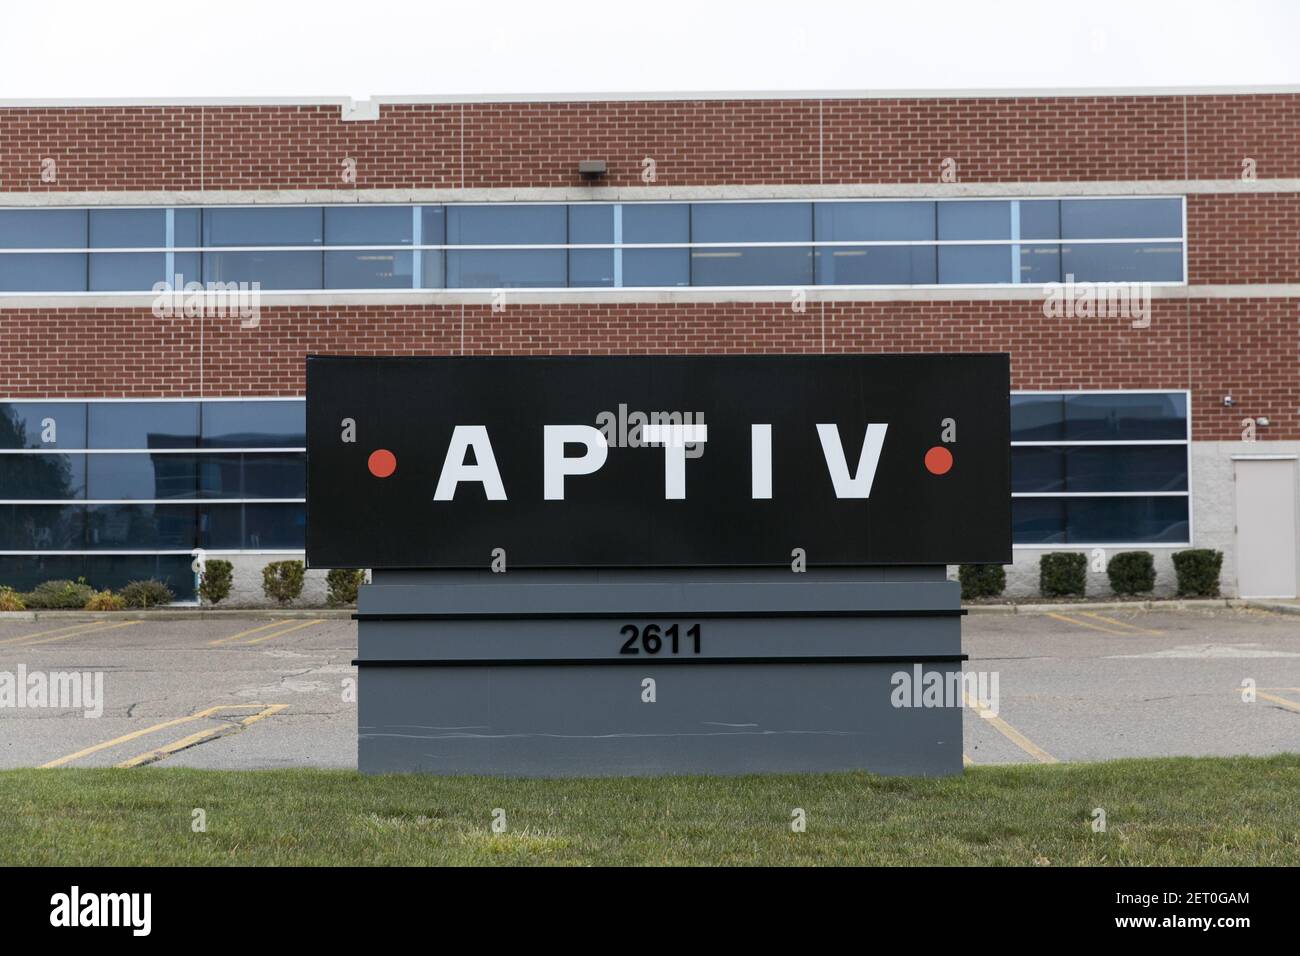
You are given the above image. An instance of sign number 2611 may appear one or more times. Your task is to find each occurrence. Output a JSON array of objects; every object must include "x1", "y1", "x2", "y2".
[{"x1": 619, "y1": 623, "x2": 702, "y2": 655}]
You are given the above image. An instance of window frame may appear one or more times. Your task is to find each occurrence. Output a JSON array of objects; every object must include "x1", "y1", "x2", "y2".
[
  {"x1": 1010, "y1": 388, "x2": 1193, "y2": 549},
  {"x1": 0, "y1": 196, "x2": 1190, "y2": 294},
  {"x1": 0, "y1": 396, "x2": 306, "y2": 557}
]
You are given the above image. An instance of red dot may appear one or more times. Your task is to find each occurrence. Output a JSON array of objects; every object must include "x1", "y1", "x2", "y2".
[
  {"x1": 924, "y1": 446, "x2": 954, "y2": 475},
  {"x1": 368, "y1": 449, "x2": 397, "y2": 478}
]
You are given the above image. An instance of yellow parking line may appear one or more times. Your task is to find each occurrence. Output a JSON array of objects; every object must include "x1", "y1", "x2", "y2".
[
  {"x1": 1044, "y1": 611, "x2": 1130, "y2": 636},
  {"x1": 1078, "y1": 611, "x2": 1163, "y2": 636},
  {"x1": 1256, "y1": 691, "x2": 1300, "y2": 715},
  {"x1": 964, "y1": 692, "x2": 1058, "y2": 764},
  {"x1": 21, "y1": 620, "x2": 139, "y2": 646},
  {"x1": 115, "y1": 704, "x2": 288, "y2": 768},
  {"x1": 962, "y1": 753, "x2": 974, "y2": 767},
  {"x1": 240, "y1": 618, "x2": 325, "y2": 646},
  {"x1": 40, "y1": 703, "x2": 283, "y2": 768},
  {"x1": 208, "y1": 619, "x2": 293, "y2": 646},
  {"x1": 0, "y1": 620, "x2": 113, "y2": 646}
]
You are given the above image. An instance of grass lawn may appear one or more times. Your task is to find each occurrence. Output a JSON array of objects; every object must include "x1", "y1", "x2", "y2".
[{"x1": 1, "y1": 755, "x2": 1297, "y2": 866}]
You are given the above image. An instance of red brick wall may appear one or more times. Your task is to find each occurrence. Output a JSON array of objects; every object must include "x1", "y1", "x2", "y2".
[
  {"x1": 1, "y1": 300, "x2": 1293, "y2": 441},
  {"x1": 1, "y1": 93, "x2": 1297, "y2": 191},
  {"x1": 1187, "y1": 192, "x2": 1300, "y2": 285}
]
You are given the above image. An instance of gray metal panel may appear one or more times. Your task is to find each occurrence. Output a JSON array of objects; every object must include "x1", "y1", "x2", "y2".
[
  {"x1": 358, "y1": 580, "x2": 958, "y2": 616},
  {"x1": 357, "y1": 615, "x2": 960, "y2": 661},
  {"x1": 355, "y1": 567, "x2": 964, "y2": 777},
  {"x1": 358, "y1": 663, "x2": 963, "y2": 777}
]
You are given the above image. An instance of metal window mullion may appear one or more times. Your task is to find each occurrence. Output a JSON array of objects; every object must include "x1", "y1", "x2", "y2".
[{"x1": 412, "y1": 207, "x2": 422, "y2": 290}]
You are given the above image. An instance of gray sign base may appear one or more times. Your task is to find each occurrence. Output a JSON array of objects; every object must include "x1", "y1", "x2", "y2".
[{"x1": 355, "y1": 568, "x2": 965, "y2": 777}]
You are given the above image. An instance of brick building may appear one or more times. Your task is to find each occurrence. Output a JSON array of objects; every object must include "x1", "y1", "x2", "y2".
[{"x1": 0, "y1": 88, "x2": 1296, "y2": 602}]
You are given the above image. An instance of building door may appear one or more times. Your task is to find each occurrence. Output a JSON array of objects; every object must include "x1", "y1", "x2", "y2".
[{"x1": 1233, "y1": 456, "x2": 1299, "y2": 598}]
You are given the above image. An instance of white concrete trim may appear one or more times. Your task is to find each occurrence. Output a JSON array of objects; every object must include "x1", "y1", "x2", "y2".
[
  {"x1": 1, "y1": 283, "x2": 1293, "y2": 309},
  {"x1": 0, "y1": 85, "x2": 1297, "y2": 108},
  {"x1": 1, "y1": 181, "x2": 1297, "y2": 206}
]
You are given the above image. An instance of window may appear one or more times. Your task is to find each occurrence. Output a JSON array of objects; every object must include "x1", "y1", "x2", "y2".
[
  {"x1": 203, "y1": 207, "x2": 323, "y2": 290},
  {"x1": 814, "y1": 201, "x2": 936, "y2": 285},
  {"x1": 1011, "y1": 391, "x2": 1190, "y2": 546},
  {"x1": 691, "y1": 203, "x2": 813, "y2": 286},
  {"x1": 0, "y1": 198, "x2": 1187, "y2": 292},
  {"x1": 0, "y1": 209, "x2": 86, "y2": 291},
  {"x1": 445, "y1": 204, "x2": 567, "y2": 288},
  {"x1": 0, "y1": 399, "x2": 309, "y2": 601},
  {"x1": 324, "y1": 207, "x2": 414, "y2": 290}
]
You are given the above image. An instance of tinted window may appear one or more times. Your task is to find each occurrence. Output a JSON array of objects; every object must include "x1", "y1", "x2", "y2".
[
  {"x1": 86, "y1": 503, "x2": 196, "y2": 549},
  {"x1": 203, "y1": 250, "x2": 323, "y2": 290},
  {"x1": 1013, "y1": 446, "x2": 1188, "y2": 493},
  {"x1": 623, "y1": 204, "x2": 689, "y2": 286},
  {"x1": 0, "y1": 210, "x2": 85, "y2": 249},
  {"x1": 90, "y1": 252, "x2": 167, "y2": 291},
  {"x1": 1018, "y1": 200, "x2": 1060, "y2": 241},
  {"x1": 815, "y1": 246, "x2": 936, "y2": 285},
  {"x1": 447, "y1": 205, "x2": 565, "y2": 245},
  {"x1": 0, "y1": 254, "x2": 86, "y2": 292},
  {"x1": 1018, "y1": 244, "x2": 1061, "y2": 284},
  {"x1": 243, "y1": 454, "x2": 306, "y2": 498},
  {"x1": 938, "y1": 245, "x2": 1011, "y2": 284},
  {"x1": 1064, "y1": 393, "x2": 1187, "y2": 440},
  {"x1": 203, "y1": 208, "x2": 323, "y2": 246},
  {"x1": 89, "y1": 208, "x2": 183, "y2": 292},
  {"x1": 201, "y1": 401, "x2": 305, "y2": 447},
  {"x1": 1065, "y1": 496, "x2": 1189, "y2": 544},
  {"x1": 0, "y1": 454, "x2": 86, "y2": 499},
  {"x1": 1011, "y1": 498, "x2": 1065, "y2": 545},
  {"x1": 89, "y1": 403, "x2": 199, "y2": 449},
  {"x1": 244, "y1": 503, "x2": 305, "y2": 549},
  {"x1": 324, "y1": 207, "x2": 412, "y2": 245},
  {"x1": 446, "y1": 249, "x2": 566, "y2": 288},
  {"x1": 691, "y1": 203, "x2": 812, "y2": 286},
  {"x1": 1060, "y1": 242, "x2": 1183, "y2": 282},
  {"x1": 0, "y1": 504, "x2": 85, "y2": 550},
  {"x1": 1061, "y1": 199, "x2": 1182, "y2": 239},
  {"x1": 324, "y1": 207, "x2": 415, "y2": 289},
  {"x1": 815, "y1": 202, "x2": 935, "y2": 241},
  {"x1": 938, "y1": 201, "x2": 1010, "y2": 240},
  {"x1": 199, "y1": 455, "x2": 244, "y2": 499},
  {"x1": 85, "y1": 554, "x2": 194, "y2": 600},
  {"x1": 0, "y1": 403, "x2": 87, "y2": 449},
  {"x1": 87, "y1": 454, "x2": 199, "y2": 499}
]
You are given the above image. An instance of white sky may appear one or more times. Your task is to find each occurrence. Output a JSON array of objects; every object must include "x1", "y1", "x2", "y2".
[{"x1": 2, "y1": 0, "x2": 1297, "y2": 100}]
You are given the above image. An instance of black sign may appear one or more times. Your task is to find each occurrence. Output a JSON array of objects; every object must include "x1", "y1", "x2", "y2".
[{"x1": 306, "y1": 354, "x2": 1010, "y2": 569}]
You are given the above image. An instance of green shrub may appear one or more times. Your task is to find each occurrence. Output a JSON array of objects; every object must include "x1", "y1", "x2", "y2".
[
  {"x1": 1107, "y1": 551, "x2": 1156, "y2": 596},
  {"x1": 326, "y1": 568, "x2": 364, "y2": 607},
  {"x1": 199, "y1": 559, "x2": 234, "y2": 605},
  {"x1": 958, "y1": 564, "x2": 1006, "y2": 601},
  {"x1": 119, "y1": 579, "x2": 174, "y2": 609},
  {"x1": 24, "y1": 579, "x2": 96, "y2": 610},
  {"x1": 262, "y1": 560, "x2": 305, "y2": 605},
  {"x1": 84, "y1": 590, "x2": 126, "y2": 611},
  {"x1": 1040, "y1": 552, "x2": 1087, "y2": 598},
  {"x1": 0, "y1": 587, "x2": 26, "y2": 611},
  {"x1": 1172, "y1": 549, "x2": 1223, "y2": 597}
]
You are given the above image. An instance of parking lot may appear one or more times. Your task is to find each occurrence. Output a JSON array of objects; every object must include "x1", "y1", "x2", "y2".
[{"x1": 0, "y1": 606, "x2": 1296, "y2": 771}]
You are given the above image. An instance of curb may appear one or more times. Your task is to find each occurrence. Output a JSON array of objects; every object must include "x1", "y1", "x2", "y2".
[
  {"x1": 964, "y1": 598, "x2": 1238, "y2": 614},
  {"x1": 0, "y1": 608, "x2": 355, "y2": 622},
  {"x1": 1243, "y1": 600, "x2": 1300, "y2": 616}
]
